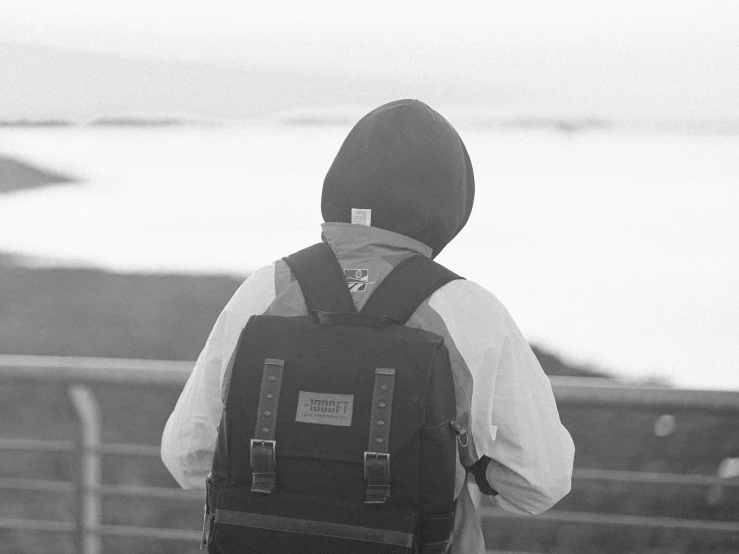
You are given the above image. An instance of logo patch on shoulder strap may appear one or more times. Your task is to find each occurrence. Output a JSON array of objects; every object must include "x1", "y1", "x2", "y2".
[{"x1": 344, "y1": 269, "x2": 374, "y2": 292}]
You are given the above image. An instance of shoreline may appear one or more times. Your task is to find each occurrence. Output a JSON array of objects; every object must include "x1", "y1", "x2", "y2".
[{"x1": 0, "y1": 155, "x2": 78, "y2": 194}]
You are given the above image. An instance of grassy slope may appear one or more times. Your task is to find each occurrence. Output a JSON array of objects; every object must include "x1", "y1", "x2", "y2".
[
  {"x1": 1, "y1": 264, "x2": 239, "y2": 360},
  {"x1": 0, "y1": 262, "x2": 604, "y2": 376}
]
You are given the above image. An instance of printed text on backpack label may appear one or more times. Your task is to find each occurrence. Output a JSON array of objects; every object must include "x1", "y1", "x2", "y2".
[{"x1": 295, "y1": 392, "x2": 354, "y2": 426}]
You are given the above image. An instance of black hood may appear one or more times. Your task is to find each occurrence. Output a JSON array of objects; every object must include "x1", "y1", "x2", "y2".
[{"x1": 321, "y1": 99, "x2": 474, "y2": 258}]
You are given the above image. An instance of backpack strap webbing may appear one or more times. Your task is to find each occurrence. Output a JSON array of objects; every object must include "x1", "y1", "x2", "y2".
[
  {"x1": 364, "y1": 367, "x2": 396, "y2": 505},
  {"x1": 283, "y1": 242, "x2": 357, "y2": 315},
  {"x1": 360, "y1": 254, "x2": 463, "y2": 324},
  {"x1": 284, "y1": 242, "x2": 463, "y2": 325},
  {"x1": 250, "y1": 358, "x2": 285, "y2": 495}
]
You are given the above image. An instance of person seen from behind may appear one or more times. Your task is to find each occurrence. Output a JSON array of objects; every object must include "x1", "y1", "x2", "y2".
[{"x1": 161, "y1": 99, "x2": 575, "y2": 553}]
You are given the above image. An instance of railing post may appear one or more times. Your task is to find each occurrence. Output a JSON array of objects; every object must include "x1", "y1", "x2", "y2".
[{"x1": 69, "y1": 385, "x2": 102, "y2": 554}]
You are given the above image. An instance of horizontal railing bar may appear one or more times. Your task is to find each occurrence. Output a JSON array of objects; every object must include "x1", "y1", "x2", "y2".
[
  {"x1": 486, "y1": 551, "x2": 545, "y2": 554},
  {"x1": 100, "y1": 443, "x2": 161, "y2": 457},
  {"x1": 0, "y1": 354, "x2": 193, "y2": 385},
  {"x1": 5, "y1": 469, "x2": 733, "y2": 500},
  {"x1": 0, "y1": 438, "x2": 159, "y2": 457},
  {"x1": 0, "y1": 438, "x2": 75, "y2": 453},
  {"x1": 550, "y1": 376, "x2": 739, "y2": 410},
  {"x1": 6, "y1": 446, "x2": 732, "y2": 486},
  {"x1": 5, "y1": 437, "x2": 736, "y2": 488},
  {"x1": 574, "y1": 468, "x2": 739, "y2": 487},
  {"x1": 5, "y1": 447, "x2": 735, "y2": 489},
  {"x1": 481, "y1": 507, "x2": 739, "y2": 533},
  {"x1": 100, "y1": 483, "x2": 202, "y2": 500},
  {"x1": 6, "y1": 469, "x2": 734, "y2": 499},
  {"x1": 3, "y1": 354, "x2": 738, "y2": 410},
  {"x1": 0, "y1": 517, "x2": 75, "y2": 533},
  {"x1": 0, "y1": 478, "x2": 201, "y2": 501},
  {"x1": 0, "y1": 518, "x2": 201, "y2": 541},
  {"x1": 0, "y1": 477, "x2": 75, "y2": 494},
  {"x1": 96, "y1": 524, "x2": 202, "y2": 541}
]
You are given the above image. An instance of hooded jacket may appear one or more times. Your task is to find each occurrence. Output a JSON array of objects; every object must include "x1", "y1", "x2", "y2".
[
  {"x1": 161, "y1": 100, "x2": 574, "y2": 554},
  {"x1": 322, "y1": 99, "x2": 474, "y2": 258}
]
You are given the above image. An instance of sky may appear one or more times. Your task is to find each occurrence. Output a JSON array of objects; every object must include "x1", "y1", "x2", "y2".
[
  {"x1": 3, "y1": 0, "x2": 739, "y2": 120},
  {"x1": 1, "y1": 1, "x2": 738, "y2": 388}
]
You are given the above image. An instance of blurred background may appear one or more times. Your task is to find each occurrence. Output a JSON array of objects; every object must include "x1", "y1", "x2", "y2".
[{"x1": 1, "y1": 1, "x2": 738, "y2": 553}]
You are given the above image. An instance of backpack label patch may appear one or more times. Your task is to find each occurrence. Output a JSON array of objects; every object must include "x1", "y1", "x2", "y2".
[
  {"x1": 344, "y1": 269, "x2": 373, "y2": 292},
  {"x1": 295, "y1": 391, "x2": 354, "y2": 426}
]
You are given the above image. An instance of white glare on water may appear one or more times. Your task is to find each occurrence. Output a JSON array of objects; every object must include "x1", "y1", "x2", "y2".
[{"x1": 0, "y1": 123, "x2": 737, "y2": 391}]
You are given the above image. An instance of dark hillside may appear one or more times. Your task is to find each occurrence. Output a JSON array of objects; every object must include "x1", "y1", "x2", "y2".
[
  {"x1": 1, "y1": 264, "x2": 239, "y2": 360},
  {"x1": 0, "y1": 261, "x2": 604, "y2": 378}
]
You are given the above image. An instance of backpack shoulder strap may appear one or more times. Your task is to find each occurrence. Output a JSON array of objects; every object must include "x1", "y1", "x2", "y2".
[
  {"x1": 282, "y1": 242, "x2": 357, "y2": 314},
  {"x1": 361, "y1": 255, "x2": 463, "y2": 324}
]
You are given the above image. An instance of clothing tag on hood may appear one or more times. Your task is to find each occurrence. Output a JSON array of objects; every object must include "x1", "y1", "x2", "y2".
[{"x1": 351, "y1": 208, "x2": 372, "y2": 226}]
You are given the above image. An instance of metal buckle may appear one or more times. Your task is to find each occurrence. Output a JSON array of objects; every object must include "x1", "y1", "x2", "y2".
[
  {"x1": 363, "y1": 451, "x2": 390, "y2": 479},
  {"x1": 250, "y1": 439, "x2": 276, "y2": 468},
  {"x1": 364, "y1": 452, "x2": 391, "y2": 505},
  {"x1": 200, "y1": 507, "x2": 214, "y2": 550},
  {"x1": 250, "y1": 439, "x2": 277, "y2": 494}
]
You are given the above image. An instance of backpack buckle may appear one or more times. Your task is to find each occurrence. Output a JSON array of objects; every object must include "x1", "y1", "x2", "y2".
[
  {"x1": 250, "y1": 439, "x2": 276, "y2": 494},
  {"x1": 201, "y1": 507, "x2": 215, "y2": 550},
  {"x1": 364, "y1": 451, "x2": 390, "y2": 505}
]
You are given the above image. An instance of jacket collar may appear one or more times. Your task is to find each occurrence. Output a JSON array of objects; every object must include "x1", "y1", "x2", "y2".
[{"x1": 321, "y1": 222, "x2": 433, "y2": 259}]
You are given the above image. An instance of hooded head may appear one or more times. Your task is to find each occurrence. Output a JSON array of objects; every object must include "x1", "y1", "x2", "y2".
[{"x1": 321, "y1": 99, "x2": 474, "y2": 258}]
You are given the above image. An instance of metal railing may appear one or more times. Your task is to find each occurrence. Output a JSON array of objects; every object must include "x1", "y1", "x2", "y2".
[{"x1": 1, "y1": 354, "x2": 738, "y2": 554}]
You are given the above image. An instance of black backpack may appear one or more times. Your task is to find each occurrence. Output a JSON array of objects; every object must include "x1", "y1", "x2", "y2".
[{"x1": 202, "y1": 242, "x2": 466, "y2": 553}]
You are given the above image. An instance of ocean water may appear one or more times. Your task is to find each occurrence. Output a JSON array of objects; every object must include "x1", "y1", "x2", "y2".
[{"x1": 0, "y1": 123, "x2": 737, "y2": 390}]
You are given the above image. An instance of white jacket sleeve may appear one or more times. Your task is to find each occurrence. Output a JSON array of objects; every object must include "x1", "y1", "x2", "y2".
[
  {"x1": 161, "y1": 263, "x2": 277, "y2": 489},
  {"x1": 429, "y1": 280, "x2": 575, "y2": 515}
]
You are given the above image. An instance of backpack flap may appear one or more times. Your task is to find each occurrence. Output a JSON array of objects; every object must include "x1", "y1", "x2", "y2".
[{"x1": 225, "y1": 315, "x2": 446, "y2": 503}]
